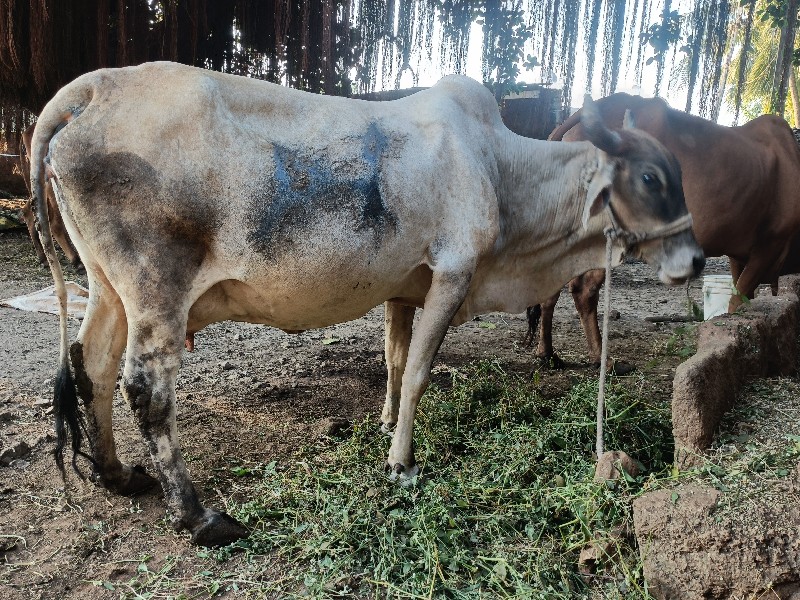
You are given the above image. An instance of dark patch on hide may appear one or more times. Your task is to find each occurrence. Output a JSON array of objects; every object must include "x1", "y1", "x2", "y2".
[
  {"x1": 60, "y1": 151, "x2": 220, "y2": 302},
  {"x1": 247, "y1": 122, "x2": 397, "y2": 255},
  {"x1": 123, "y1": 367, "x2": 205, "y2": 528},
  {"x1": 124, "y1": 369, "x2": 172, "y2": 427}
]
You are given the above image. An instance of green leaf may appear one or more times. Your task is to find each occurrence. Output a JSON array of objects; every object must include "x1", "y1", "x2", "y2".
[{"x1": 321, "y1": 337, "x2": 340, "y2": 345}]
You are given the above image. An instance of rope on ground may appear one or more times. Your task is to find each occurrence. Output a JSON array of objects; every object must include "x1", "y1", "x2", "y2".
[{"x1": 596, "y1": 230, "x2": 614, "y2": 458}]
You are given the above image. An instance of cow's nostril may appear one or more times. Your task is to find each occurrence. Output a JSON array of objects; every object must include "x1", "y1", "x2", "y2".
[{"x1": 693, "y1": 254, "x2": 706, "y2": 277}]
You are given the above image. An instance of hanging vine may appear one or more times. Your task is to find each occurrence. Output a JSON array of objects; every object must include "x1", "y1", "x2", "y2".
[
  {"x1": 601, "y1": 0, "x2": 628, "y2": 95},
  {"x1": 1, "y1": 0, "x2": 796, "y2": 152},
  {"x1": 734, "y1": 0, "x2": 757, "y2": 122}
]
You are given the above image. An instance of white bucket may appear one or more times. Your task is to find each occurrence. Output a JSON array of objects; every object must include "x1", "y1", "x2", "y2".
[{"x1": 702, "y1": 274, "x2": 734, "y2": 320}]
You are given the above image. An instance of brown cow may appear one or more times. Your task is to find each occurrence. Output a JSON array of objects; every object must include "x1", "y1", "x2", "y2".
[
  {"x1": 19, "y1": 124, "x2": 82, "y2": 269},
  {"x1": 530, "y1": 93, "x2": 800, "y2": 367}
]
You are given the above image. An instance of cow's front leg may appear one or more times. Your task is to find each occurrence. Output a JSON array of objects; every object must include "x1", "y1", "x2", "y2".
[
  {"x1": 728, "y1": 246, "x2": 784, "y2": 313},
  {"x1": 380, "y1": 302, "x2": 415, "y2": 435},
  {"x1": 123, "y1": 318, "x2": 248, "y2": 546},
  {"x1": 72, "y1": 276, "x2": 157, "y2": 494},
  {"x1": 387, "y1": 270, "x2": 471, "y2": 478}
]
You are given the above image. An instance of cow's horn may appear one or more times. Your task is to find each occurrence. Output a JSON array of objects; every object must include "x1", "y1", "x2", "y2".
[{"x1": 581, "y1": 95, "x2": 625, "y2": 156}]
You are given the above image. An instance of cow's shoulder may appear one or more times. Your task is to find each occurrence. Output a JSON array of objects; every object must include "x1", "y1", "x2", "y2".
[{"x1": 417, "y1": 75, "x2": 504, "y2": 129}]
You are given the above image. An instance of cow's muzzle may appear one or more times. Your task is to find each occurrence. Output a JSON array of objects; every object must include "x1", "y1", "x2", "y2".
[{"x1": 605, "y1": 208, "x2": 704, "y2": 285}]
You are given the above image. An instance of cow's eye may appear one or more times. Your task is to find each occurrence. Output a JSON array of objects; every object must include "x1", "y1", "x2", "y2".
[{"x1": 642, "y1": 172, "x2": 662, "y2": 191}]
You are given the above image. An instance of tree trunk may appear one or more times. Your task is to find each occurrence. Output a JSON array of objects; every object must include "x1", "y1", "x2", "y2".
[
  {"x1": 772, "y1": 0, "x2": 798, "y2": 116},
  {"x1": 790, "y1": 69, "x2": 800, "y2": 127},
  {"x1": 712, "y1": 35, "x2": 736, "y2": 122}
]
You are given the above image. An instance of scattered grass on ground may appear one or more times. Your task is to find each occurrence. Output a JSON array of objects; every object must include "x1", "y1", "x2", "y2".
[
  {"x1": 85, "y1": 353, "x2": 800, "y2": 599},
  {"x1": 686, "y1": 377, "x2": 800, "y2": 521},
  {"x1": 199, "y1": 360, "x2": 675, "y2": 599}
]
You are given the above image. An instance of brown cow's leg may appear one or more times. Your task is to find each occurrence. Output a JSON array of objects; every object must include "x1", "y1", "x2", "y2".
[
  {"x1": 729, "y1": 257, "x2": 745, "y2": 289},
  {"x1": 534, "y1": 291, "x2": 566, "y2": 369},
  {"x1": 570, "y1": 269, "x2": 605, "y2": 365},
  {"x1": 387, "y1": 270, "x2": 470, "y2": 478},
  {"x1": 122, "y1": 313, "x2": 247, "y2": 546},
  {"x1": 380, "y1": 301, "x2": 415, "y2": 434},
  {"x1": 47, "y1": 190, "x2": 82, "y2": 269},
  {"x1": 728, "y1": 248, "x2": 784, "y2": 312},
  {"x1": 20, "y1": 197, "x2": 47, "y2": 265},
  {"x1": 71, "y1": 275, "x2": 157, "y2": 495},
  {"x1": 22, "y1": 192, "x2": 83, "y2": 269}
]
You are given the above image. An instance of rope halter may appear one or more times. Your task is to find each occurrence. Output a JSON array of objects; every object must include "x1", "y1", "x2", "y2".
[{"x1": 604, "y1": 201, "x2": 694, "y2": 248}]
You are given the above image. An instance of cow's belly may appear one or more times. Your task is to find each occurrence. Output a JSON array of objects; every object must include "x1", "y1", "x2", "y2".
[{"x1": 187, "y1": 256, "x2": 431, "y2": 333}]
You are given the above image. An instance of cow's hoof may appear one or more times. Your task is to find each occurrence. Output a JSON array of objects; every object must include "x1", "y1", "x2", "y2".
[
  {"x1": 386, "y1": 461, "x2": 419, "y2": 484},
  {"x1": 593, "y1": 359, "x2": 636, "y2": 376},
  {"x1": 380, "y1": 422, "x2": 396, "y2": 437},
  {"x1": 102, "y1": 464, "x2": 159, "y2": 496},
  {"x1": 534, "y1": 353, "x2": 566, "y2": 370},
  {"x1": 190, "y1": 511, "x2": 249, "y2": 547}
]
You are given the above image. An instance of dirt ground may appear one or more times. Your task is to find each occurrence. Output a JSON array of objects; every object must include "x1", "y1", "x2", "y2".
[{"x1": 0, "y1": 227, "x2": 731, "y2": 599}]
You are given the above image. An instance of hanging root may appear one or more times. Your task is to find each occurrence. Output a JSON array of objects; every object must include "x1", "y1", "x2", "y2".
[{"x1": 522, "y1": 305, "x2": 542, "y2": 348}]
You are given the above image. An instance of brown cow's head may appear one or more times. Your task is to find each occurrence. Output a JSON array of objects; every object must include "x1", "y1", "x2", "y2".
[{"x1": 580, "y1": 97, "x2": 704, "y2": 285}]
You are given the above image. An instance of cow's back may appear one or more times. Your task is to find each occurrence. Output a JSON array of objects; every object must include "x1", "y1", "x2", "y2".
[{"x1": 41, "y1": 63, "x2": 507, "y2": 329}]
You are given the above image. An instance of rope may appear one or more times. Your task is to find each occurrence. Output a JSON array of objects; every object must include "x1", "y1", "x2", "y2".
[
  {"x1": 0, "y1": 153, "x2": 20, "y2": 157},
  {"x1": 593, "y1": 205, "x2": 694, "y2": 458},
  {"x1": 605, "y1": 205, "x2": 693, "y2": 247},
  {"x1": 596, "y1": 229, "x2": 614, "y2": 458}
]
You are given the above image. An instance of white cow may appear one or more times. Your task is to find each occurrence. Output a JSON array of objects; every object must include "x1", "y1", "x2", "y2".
[{"x1": 30, "y1": 62, "x2": 703, "y2": 546}]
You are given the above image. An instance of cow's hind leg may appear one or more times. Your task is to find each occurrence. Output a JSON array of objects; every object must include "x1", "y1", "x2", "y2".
[
  {"x1": 570, "y1": 269, "x2": 605, "y2": 366},
  {"x1": 122, "y1": 313, "x2": 247, "y2": 546},
  {"x1": 21, "y1": 197, "x2": 47, "y2": 265},
  {"x1": 380, "y1": 302, "x2": 415, "y2": 435},
  {"x1": 71, "y1": 276, "x2": 157, "y2": 494},
  {"x1": 534, "y1": 291, "x2": 566, "y2": 369},
  {"x1": 387, "y1": 270, "x2": 471, "y2": 478}
]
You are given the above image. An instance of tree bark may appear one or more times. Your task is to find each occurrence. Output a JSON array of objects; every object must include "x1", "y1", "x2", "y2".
[
  {"x1": 790, "y1": 68, "x2": 800, "y2": 126},
  {"x1": 773, "y1": 0, "x2": 798, "y2": 116}
]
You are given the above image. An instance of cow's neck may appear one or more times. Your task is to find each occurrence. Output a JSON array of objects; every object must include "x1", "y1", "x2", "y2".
[{"x1": 458, "y1": 134, "x2": 625, "y2": 320}]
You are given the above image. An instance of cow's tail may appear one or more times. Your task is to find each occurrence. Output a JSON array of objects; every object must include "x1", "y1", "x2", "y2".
[
  {"x1": 31, "y1": 84, "x2": 95, "y2": 478},
  {"x1": 548, "y1": 106, "x2": 584, "y2": 141}
]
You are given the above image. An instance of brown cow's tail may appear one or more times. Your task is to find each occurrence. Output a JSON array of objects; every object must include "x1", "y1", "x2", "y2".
[
  {"x1": 30, "y1": 82, "x2": 95, "y2": 478},
  {"x1": 547, "y1": 106, "x2": 584, "y2": 141}
]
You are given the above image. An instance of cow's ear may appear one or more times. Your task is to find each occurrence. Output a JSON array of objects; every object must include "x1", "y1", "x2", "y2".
[
  {"x1": 581, "y1": 95, "x2": 625, "y2": 156},
  {"x1": 623, "y1": 108, "x2": 636, "y2": 129},
  {"x1": 583, "y1": 158, "x2": 615, "y2": 228}
]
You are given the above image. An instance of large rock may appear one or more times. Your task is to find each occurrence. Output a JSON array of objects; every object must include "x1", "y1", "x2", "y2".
[
  {"x1": 673, "y1": 276, "x2": 800, "y2": 467},
  {"x1": 0, "y1": 440, "x2": 30, "y2": 466},
  {"x1": 633, "y1": 483, "x2": 800, "y2": 599}
]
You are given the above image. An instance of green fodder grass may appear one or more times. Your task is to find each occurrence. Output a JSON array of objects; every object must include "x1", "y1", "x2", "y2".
[
  {"x1": 691, "y1": 377, "x2": 800, "y2": 520},
  {"x1": 216, "y1": 360, "x2": 673, "y2": 599}
]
